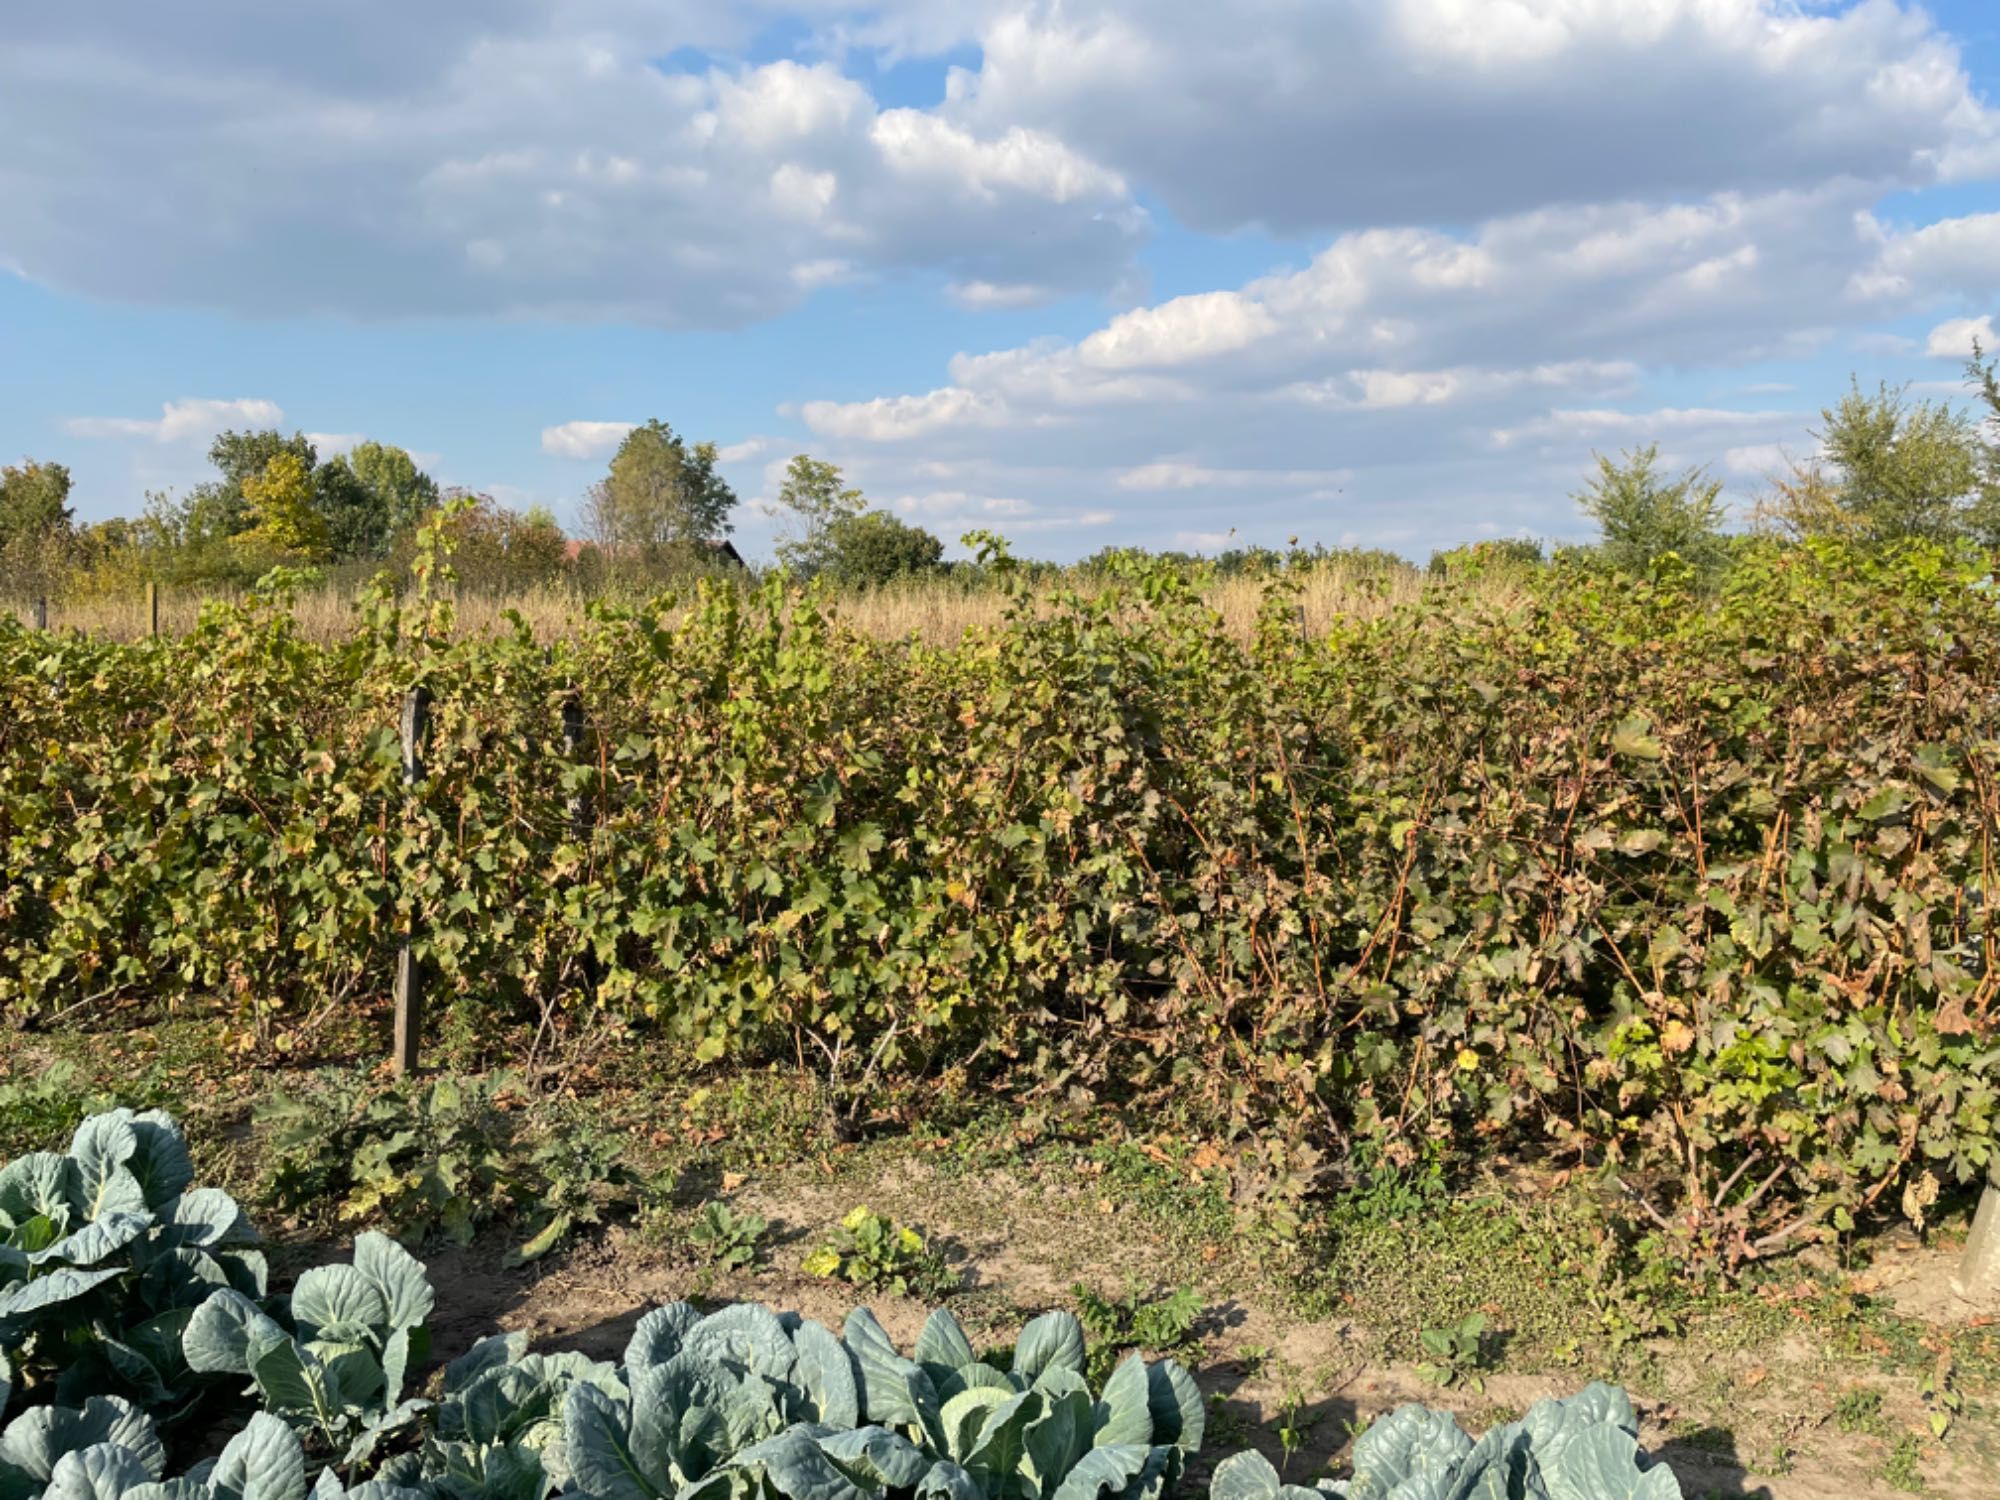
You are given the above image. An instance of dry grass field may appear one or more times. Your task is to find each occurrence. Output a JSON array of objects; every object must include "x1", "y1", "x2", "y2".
[{"x1": 2, "y1": 560, "x2": 1453, "y2": 647}]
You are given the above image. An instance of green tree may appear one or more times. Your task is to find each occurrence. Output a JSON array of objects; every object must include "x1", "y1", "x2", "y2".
[
  {"x1": 1759, "y1": 381, "x2": 1987, "y2": 545},
  {"x1": 0, "y1": 459, "x2": 74, "y2": 548},
  {"x1": 327, "y1": 441, "x2": 441, "y2": 556},
  {"x1": 585, "y1": 420, "x2": 735, "y2": 555},
  {"x1": 237, "y1": 452, "x2": 329, "y2": 563},
  {"x1": 1574, "y1": 445, "x2": 1728, "y2": 576},
  {"x1": 773, "y1": 455, "x2": 865, "y2": 576},
  {"x1": 311, "y1": 459, "x2": 383, "y2": 562},
  {"x1": 822, "y1": 509, "x2": 945, "y2": 586},
  {"x1": 0, "y1": 459, "x2": 76, "y2": 596}
]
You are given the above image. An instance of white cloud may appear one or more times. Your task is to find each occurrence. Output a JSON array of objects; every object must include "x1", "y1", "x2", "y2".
[
  {"x1": 1491, "y1": 406, "x2": 1794, "y2": 450},
  {"x1": 787, "y1": 176, "x2": 1888, "y2": 553},
  {"x1": 1852, "y1": 212, "x2": 2000, "y2": 302},
  {"x1": 541, "y1": 420, "x2": 637, "y2": 460},
  {"x1": 0, "y1": 11, "x2": 1142, "y2": 326},
  {"x1": 946, "y1": 0, "x2": 2000, "y2": 234},
  {"x1": 948, "y1": 280, "x2": 1052, "y2": 309},
  {"x1": 1926, "y1": 314, "x2": 1996, "y2": 359},
  {"x1": 800, "y1": 387, "x2": 1017, "y2": 442},
  {"x1": 65, "y1": 397, "x2": 284, "y2": 444}
]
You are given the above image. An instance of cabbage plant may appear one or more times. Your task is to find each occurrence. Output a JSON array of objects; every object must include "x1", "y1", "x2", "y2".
[
  {"x1": 3, "y1": 1410, "x2": 423, "y2": 1500},
  {"x1": 398, "y1": 1299, "x2": 1206, "y2": 1500},
  {"x1": 183, "y1": 1233, "x2": 434, "y2": 1463},
  {"x1": 1208, "y1": 1384, "x2": 1681, "y2": 1500},
  {"x1": 0, "y1": 1111, "x2": 264, "y2": 1422},
  {"x1": 378, "y1": 1331, "x2": 624, "y2": 1500}
]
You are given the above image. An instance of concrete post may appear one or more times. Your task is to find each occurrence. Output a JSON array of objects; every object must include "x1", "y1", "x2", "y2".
[{"x1": 1955, "y1": 1157, "x2": 2000, "y2": 1307}]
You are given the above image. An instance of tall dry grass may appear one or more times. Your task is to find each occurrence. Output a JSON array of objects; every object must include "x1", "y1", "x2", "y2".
[{"x1": 4, "y1": 561, "x2": 1462, "y2": 648}]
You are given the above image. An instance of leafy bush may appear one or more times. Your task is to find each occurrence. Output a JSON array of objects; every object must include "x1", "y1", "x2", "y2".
[
  {"x1": 803, "y1": 1208, "x2": 956, "y2": 1299},
  {"x1": 1210, "y1": 1383, "x2": 1681, "y2": 1500},
  {"x1": 0, "y1": 1109, "x2": 263, "y2": 1423},
  {"x1": 257, "y1": 1078, "x2": 639, "y2": 1264},
  {"x1": 7, "y1": 540, "x2": 2000, "y2": 1267},
  {"x1": 257, "y1": 1077, "x2": 521, "y2": 1247},
  {"x1": 508, "y1": 1115, "x2": 644, "y2": 1267}
]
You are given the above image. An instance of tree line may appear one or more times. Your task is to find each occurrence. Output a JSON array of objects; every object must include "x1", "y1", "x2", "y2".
[
  {"x1": 0, "y1": 419, "x2": 953, "y2": 602},
  {"x1": 4, "y1": 350, "x2": 1997, "y2": 603}
]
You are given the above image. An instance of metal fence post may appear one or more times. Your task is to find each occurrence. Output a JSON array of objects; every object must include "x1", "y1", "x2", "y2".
[
  {"x1": 147, "y1": 582, "x2": 159, "y2": 639},
  {"x1": 32, "y1": 596, "x2": 47, "y2": 631},
  {"x1": 392, "y1": 683, "x2": 432, "y2": 1076}
]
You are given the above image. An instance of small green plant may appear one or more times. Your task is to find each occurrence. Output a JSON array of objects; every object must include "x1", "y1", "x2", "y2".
[
  {"x1": 1331, "y1": 1137, "x2": 1450, "y2": 1229},
  {"x1": 1417, "y1": 1313, "x2": 1489, "y2": 1393},
  {"x1": 689, "y1": 1200, "x2": 767, "y2": 1269},
  {"x1": 802, "y1": 1205, "x2": 957, "y2": 1298},
  {"x1": 1919, "y1": 1351, "x2": 1960, "y2": 1441},
  {"x1": 509, "y1": 1113, "x2": 644, "y2": 1265},
  {"x1": 1275, "y1": 1382, "x2": 1314, "y2": 1473},
  {"x1": 1834, "y1": 1387, "x2": 1887, "y2": 1437},
  {"x1": 1883, "y1": 1433, "x2": 1925, "y2": 1493},
  {"x1": 1073, "y1": 1278, "x2": 1204, "y2": 1383}
]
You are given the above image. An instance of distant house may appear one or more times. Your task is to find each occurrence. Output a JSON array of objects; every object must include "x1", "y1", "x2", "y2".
[{"x1": 562, "y1": 538, "x2": 746, "y2": 570}]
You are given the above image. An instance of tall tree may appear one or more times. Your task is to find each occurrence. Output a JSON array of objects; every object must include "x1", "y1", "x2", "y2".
[
  {"x1": 174, "y1": 429, "x2": 319, "y2": 550},
  {"x1": 0, "y1": 459, "x2": 74, "y2": 549},
  {"x1": 237, "y1": 452, "x2": 329, "y2": 563},
  {"x1": 1758, "y1": 381, "x2": 1988, "y2": 545},
  {"x1": 1574, "y1": 445, "x2": 1728, "y2": 576},
  {"x1": 772, "y1": 454, "x2": 865, "y2": 576},
  {"x1": 327, "y1": 441, "x2": 441, "y2": 554},
  {"x1": 586, "y1": 420, "x2": 735, "y2": 552},
  {"x1": 0, "y1": 459, "x2": 75, "y2": 595}
]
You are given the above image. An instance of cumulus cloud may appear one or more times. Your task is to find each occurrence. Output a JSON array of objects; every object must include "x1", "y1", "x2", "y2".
[
  {"x1": 541, "y1": 421, "x2": 638, "y2": 459},
  {"x1": 942, "y1": 0, "x2": 2000, "y2": 234},
  {"x1": 1926, "y1": 314, "x2": 1997, "y2": 359},
  {"x1": 1852, "y1": 211, "x2": 2000, "y2": 302},
  {"x1": 800, "y1": 387, "x2": 1020, "y2": 441},
  {"x1": 792, "y1": 177, "x2": 1904, "y2": 552},
  {"x1": 65, "y1": 397, "x2": 285, "y2": 444},
  {"x1": 0, "y1": 9, "x2": 1141, "y2": 326}
]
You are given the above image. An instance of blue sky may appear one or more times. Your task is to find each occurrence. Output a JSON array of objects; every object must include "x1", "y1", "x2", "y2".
[{"x1": 3, "y1": 0, "x2": 1998, "y2": 561}]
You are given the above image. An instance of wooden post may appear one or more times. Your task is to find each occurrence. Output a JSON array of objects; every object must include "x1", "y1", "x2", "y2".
[
  {"x1": 1957, "y1": 1159, "x2": 2000, "y2": 1308},
  {"x1": 146, "y1": 582, "x2": 159, "y2": 639},
  {"x1": 562, "y1": 688, "x2": 589, "y2": 837},
  {"x1": 392, "y1": 683, "x2": 432, "y2": 1077},
  {"x1": 32, "y1": 596, "x2": 47, "y2": 631},
  {"x1": 560, "y1": 681, "x2": 600, "y2": 1001}
]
